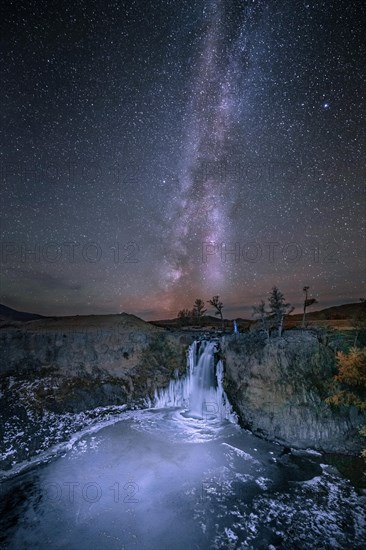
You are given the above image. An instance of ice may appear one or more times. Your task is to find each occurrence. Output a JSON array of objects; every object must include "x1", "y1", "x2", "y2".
[
  {"x1": 222, "y1": 442, "x2": 260, "y2": 464},
  {"x1": 1, "y1": 340, "x2": 365, "y2": 548}
]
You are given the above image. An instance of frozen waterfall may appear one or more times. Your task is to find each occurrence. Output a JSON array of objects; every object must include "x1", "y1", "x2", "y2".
[{"x1": 154, "y1": 340, "x2": 237, "y2": 423}]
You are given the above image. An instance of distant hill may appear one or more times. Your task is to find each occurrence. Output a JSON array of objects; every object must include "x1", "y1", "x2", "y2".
[
  {"x1": 288, "y1": 302, "x2": 365, "y2": 322},
  {"x1": 150, "y1": 315, "x2": 250, "y2": 331},
  {"x1": 1, "y1": 301, "x2": 363, "y2": 329},
  {"x1": 0, "y1": 304, "x2": 47, "y2": 322},
  {"x1": 150, "y1": 315, "x2": 222, "y2": 328},
  {"x1": 150, "y1": 302, "x2": 365, "y2": 331}
]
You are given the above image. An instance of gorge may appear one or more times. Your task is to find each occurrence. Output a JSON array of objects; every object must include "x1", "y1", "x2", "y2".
[{"x1": 0, "y1": 314, "x2": 365, "y2": 548}]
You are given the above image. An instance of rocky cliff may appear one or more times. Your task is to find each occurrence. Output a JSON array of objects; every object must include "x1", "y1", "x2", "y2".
[
  {"x1": 0, "y1": 314, "x2": 192, "y2": 470},
  {"x1": 0, "y1": 314, "x2": 193, "y2": 409},
  {"x1": 222, "y1": 331, "x2": 365, "y2": 454}
]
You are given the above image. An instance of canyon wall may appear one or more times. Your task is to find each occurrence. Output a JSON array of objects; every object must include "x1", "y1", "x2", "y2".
[
  {"x1": 222, "y1": 331, "x2": 365, "y2": 453},
  {"x1": 0, "y1": 314, "x2": 191, "y2": 413}
]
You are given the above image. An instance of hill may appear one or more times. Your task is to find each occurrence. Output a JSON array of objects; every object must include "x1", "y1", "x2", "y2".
[
  {"x1": 289, "y1": 302, "x2": 365, "y2": 321},
  {"x1": 1, "y1": 301, "x2": 364, "y2": 331},
  {"x1": 0, "y1": 304, "x2": 47, "y2": 322},
  {"x1": 150, "y1": 314, "x2": 223, "y2": 329}
]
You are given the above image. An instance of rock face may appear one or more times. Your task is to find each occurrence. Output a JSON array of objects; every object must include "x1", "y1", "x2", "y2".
[
  {"x1": 0, "y1": 314, "x2": 196, "y2": 470},
  {"x1": 0, "y1": 314, "x2": 190, "y2": 412},
  {"x1": 222, "y1": 331, "x2": 365, "y2": 454}
]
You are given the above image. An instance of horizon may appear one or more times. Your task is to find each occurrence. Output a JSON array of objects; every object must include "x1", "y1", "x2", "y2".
[{"x1": 1, "y1": 297, "x2": 362, "y2": 323}]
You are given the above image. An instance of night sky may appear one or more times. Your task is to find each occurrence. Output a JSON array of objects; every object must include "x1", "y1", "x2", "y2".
[{"x1": 1, "y1": 0, "x2": 365, "y2": 320}]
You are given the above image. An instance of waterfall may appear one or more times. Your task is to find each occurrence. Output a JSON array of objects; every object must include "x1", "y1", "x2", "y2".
[{"x1": 154, "y1": 340, "x2": 237, "y2": 423}]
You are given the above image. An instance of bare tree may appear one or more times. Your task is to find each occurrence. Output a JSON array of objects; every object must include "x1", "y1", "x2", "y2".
[
  {"x1": 208, "y1": 295, "x2": 224, "y2": 328},
  {"x1": 252, "y1": 299, "x2": 270, "y2": 342},
  {"x1": 268, "y1": 286, "x2": 294, "y2": 337},
  {"x1": 302, "y1": 286, "x2": 318, "y2": 328}
]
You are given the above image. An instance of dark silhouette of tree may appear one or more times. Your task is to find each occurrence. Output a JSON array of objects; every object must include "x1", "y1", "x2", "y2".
[
  {"x1": 302, "y1": 286, "x2": 318, "y2": 327},
  {"x1": 268, "y1": 286, "x2": 294, "y2": 337},
  {"x1": 208, "y1": 295, "x2": 224, "y2": 328},
  {"x1": 192, "y1": 298, "x2": 207, "y2": 325},
  {"x1": 252, "y1": 299, "x2": 270, "y2": 342},
  {"x1": 177, "y1": 308, "x2": 192, "y2": 327}
]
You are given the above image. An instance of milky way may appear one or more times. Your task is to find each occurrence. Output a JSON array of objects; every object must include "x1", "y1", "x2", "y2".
[
  {"x1": 166, "y1": 1, "x2": 264, "y2": 298},
  {"x1": 1, "y1": 0, "x2": 365, "y2": 319}
]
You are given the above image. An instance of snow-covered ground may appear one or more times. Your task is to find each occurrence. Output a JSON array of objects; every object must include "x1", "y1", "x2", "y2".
[{"x1": 0, "y1": 374, "x2": 131, "y2": 474}]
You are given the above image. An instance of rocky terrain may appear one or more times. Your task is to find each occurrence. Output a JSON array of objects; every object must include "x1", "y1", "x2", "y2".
[{"x1": 222, "y1": 331, "x2": 365, "y2": 454}]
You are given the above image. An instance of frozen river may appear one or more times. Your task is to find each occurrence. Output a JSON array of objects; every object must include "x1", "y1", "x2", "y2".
[{"x1": 0, "y1": 341, "x2": 365, "y2": 549}]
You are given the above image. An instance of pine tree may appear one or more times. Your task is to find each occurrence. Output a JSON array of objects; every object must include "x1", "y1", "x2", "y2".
[{"x1": 268, "y1": 286, "x2": 294, "y2": 337}]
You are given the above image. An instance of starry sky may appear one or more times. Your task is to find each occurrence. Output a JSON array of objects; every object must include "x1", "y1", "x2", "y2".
[{"x1": 1, "y1": 0, "x2": 365, "y2": 320}]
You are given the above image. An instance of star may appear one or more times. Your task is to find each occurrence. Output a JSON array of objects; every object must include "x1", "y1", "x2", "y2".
[{"x1": 0, "y1": 0, "x2": 364, "y2": 319}]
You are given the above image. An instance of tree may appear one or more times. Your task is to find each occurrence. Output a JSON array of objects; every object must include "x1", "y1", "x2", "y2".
[
  {"x1": 177, "y1": 308, "x2": 192, "y2": 327},
  {"x1": 268, "y1": 286, "x2": 294, "y2": 337},
  {"x1": 302, "y1": 286, "x2": 318, "y2": 328},
  {"x1": 192, "y1": 298, "x2": 207, "y2": 325},
  {"x1": 326, "y1": 347, "x2": 366, "y2": 459},
  {"x1": 252, "y1": 299, "x2": 270, "y2": 342},
  {"x1": 334, "y1": 348, "x2": 366, "y2": 390},
  {"x1": 208, "y1": 295, "x2": 224, "y2": 328}
]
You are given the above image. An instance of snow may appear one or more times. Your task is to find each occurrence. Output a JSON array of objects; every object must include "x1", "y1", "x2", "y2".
[
  {"x1": 222, "y1": 442, "x2": 260, "y2": 464},
  {"x1": 0, "y1": 403, "x2": 128, "y2": 478}
]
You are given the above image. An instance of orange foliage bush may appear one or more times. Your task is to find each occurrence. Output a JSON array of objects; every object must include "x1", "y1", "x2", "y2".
[
  {"x1": 326, "y1": 347, "x2": 366, "y2": 459},
  {"x1": 334, "y1": 347, "x2": 366, "y2": 388}
]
